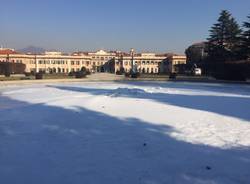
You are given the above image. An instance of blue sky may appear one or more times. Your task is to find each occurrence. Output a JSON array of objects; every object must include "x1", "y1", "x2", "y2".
[{"x1": 0, "y1": 0, "x2": 249, "y2": 54}]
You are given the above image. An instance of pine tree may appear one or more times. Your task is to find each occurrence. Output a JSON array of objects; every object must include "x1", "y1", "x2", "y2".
[
  {"x1": 207, "y1": 10, "x2": 242, "y2": 62},
  {"x1": 242, "y1": 15, "x2": 250, "y2": 59}
]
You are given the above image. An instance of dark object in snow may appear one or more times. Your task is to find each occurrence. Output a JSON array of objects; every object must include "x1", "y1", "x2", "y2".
[
  {"x1": 206, "y1": 166, "x2": 212, "y2": 170},
  {"x1": 143, "y1": 143, "x2": 147, "y2": 147}
]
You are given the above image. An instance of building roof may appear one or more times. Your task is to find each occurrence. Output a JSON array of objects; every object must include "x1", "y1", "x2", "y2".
[{"x1": 0, "y1": 49, "x2": 20, "y2": 55}]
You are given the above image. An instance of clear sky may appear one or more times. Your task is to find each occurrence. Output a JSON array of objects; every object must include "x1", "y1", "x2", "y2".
[{"x1": 0, "y1": 0, "x2": 249, "y2": 54}]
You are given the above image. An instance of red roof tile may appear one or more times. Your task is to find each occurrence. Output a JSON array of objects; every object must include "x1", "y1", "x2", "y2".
[{"x1": 0, "y1": 49, "x2": 20, "y2": 55}]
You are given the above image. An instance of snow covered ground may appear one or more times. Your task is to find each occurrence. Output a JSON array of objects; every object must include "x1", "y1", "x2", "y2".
[{"x1": 0, "y1": 81, "x2": 250, "y2": 184}]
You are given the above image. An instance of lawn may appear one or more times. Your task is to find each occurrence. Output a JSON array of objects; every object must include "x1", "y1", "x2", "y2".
[{"x1": 0, "y1": 81, "x2": 250, "y2": 184}]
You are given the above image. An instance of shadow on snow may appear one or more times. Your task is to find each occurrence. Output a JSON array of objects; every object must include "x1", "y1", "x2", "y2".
[
  {"x1": 49, "y1": 84, "x2": 250, "y2": 121},
  {"x1": 0, "y1": 94, "x2": 250, "y2": 184}
]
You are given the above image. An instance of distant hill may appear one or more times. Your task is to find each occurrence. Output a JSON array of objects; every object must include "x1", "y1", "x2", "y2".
[{"x1": 17, "y1": 46, "x2": 46, "y2": 54}]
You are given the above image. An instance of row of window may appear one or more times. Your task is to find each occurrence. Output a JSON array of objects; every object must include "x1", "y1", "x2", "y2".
[
  {"x1": 35, "y1": 60, "x2": 92, "y2": 65},
  {"x1": 0, "y1": 60, "x2": 22, "y2": 63},
  {"x1": 124, "y1": 68, "x2": 158, "y2": 73},
  {"x1": 34, "y1": 67, "x2": 158, "y2": 74},
  {"x1": 35, "y1": 60, "x2": 107, "y2": 66},
  {"x1": 122, "y1": 61, "x2": 161, "y2": 66},
  {"x1": 38, "y1": 60, "x2": 67, "y2": 65},
  {"x1": 91, "y1": 56, "x2": 114, "y2": 60},
  {"x1": 173, "y1": 61, "x2": 185, "y2": 65},
  {"x1": 34, "y1": 68, "x2": 82, "y2": 73},
  {"x1": 33, "y1": 60, "x2": 108, "y2": 66}
]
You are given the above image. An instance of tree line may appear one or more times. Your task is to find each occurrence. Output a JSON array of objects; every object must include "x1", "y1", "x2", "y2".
[
  {"x1": 186, "y1": 10, "x2": 250, "y2": 81},
  {"x1": 207, "y1": 10, "x2": 249, "y2": 62}
]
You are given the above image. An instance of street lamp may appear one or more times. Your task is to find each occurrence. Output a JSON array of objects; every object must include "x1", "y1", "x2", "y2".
[
  {"x1": 130, "y1": 48, "x2": 138, "y2": 78},
  {"x1": 130, "y1": 48, "x2": 137, "y2": 73}
]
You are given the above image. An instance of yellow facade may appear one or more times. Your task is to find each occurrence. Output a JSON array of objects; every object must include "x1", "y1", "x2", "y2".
[{"x1": 0, "y1": 49, "x2": 186, "y2": 74}]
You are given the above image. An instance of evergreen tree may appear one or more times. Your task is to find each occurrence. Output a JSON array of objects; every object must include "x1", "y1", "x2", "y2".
[
  {"x1": 207, "y1": 10, "x2": 242, "y2": 62},
  {"x1": 242, "y1": 15, "x2": 250, "y2": 59}
]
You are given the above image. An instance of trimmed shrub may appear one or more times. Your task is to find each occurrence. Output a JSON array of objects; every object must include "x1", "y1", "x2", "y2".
[
  {"x1": 131, "y1": 72, "x2": 140, "y2": 78},
  {"x1": 35, "y1": 72, "x2": 43, "y2": 80},
  {"x1": 116, "y1": 68, "x2": 125, "y2": 75},
  {"x1": 81, "y1": 66, "x2": 87, "y2": 72},
  {"x1": 169, "y1": 72, "x2": 177, "y2": 79},
  {"x1": 116, "y1": 70, "x2": 123, "y2": 75},
  {"x1": 30, "y1": 71, "x2": 36, "y2": 76},
  {"x1": 75, "y1": 71, "x2": 86, "y2": 78},
  {"x1": 68, "y1": 71, "x2": 75, "y2": 76},
  {"x1": 124, "y1": 73, "x2": 130, "y2": 77},
  {"x1": 86, "y1": 70, "x2": 91, "y2": 75}
]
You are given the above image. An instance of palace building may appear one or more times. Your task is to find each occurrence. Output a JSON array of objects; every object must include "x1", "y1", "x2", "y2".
[{"x1": 0, "y1": 48, "x2": 186, "y2": 74}]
